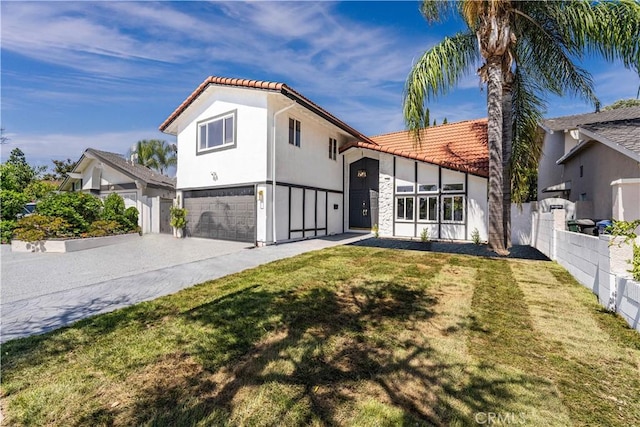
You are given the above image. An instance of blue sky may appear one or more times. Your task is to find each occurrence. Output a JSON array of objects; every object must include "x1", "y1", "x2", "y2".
[{"x1": 1, "y1": 1, "x2": 639, "y2": 169}]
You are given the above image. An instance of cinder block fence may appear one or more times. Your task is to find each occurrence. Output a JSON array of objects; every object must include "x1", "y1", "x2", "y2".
[{"x1": 531, "y1": 209, "x2": 640, "y2": 332}]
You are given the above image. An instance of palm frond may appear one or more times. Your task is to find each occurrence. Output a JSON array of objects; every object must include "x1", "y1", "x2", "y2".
[
  {"x1": 513, "y1": 10, "x2": 599, "y2": 107},
  {"x1": 403, "y1": 31, "x2": 479, "y2": 139},
  {"x1": 555, "y1": 0, "x2": 640, "y2": 72},
  {"x1": 510, "y1": 68, "x2": 544, "y2": 204},
  {"x1": 420, "y1": 0, "x2": 459, "y2": 24}
]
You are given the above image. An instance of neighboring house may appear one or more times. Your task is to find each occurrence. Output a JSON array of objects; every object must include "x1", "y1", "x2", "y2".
[
  {"x1": 59, "y1": 148, "x2": 176, "y2": 234},
  {"x1": 159, "y1": 76, "x2": 488, "y2": 245},
  {"x1": 538, "y1": 107, "x2": 640, "y2": 220}
]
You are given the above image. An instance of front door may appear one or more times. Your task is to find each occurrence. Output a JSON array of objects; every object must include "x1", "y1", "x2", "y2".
[{"x1": 349, "y1": 158, "x2": 379, "y2": 229}]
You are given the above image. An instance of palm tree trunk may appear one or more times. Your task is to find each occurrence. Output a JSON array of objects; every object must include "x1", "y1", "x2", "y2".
[
  {"x1": 487, "y1": 57, "x2": 506, "y2": 254},
  {"x1": 502, "y1": 73, "x2": 513, "y2": 249}
]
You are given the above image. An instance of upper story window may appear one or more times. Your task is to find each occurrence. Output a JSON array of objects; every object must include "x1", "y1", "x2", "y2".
[
  {"x1": 329, "y1": 138, "x2": 337, "y2": 160},
  {"x1": 442, "y1": 183, "x2": 464, "y2": 192},
  {"x1": 418, "y1": 184, "x2": 438, "y2": 193},
  {"x1": 289, "y1": 118, "x2": 301, "y2": 147},
  {"x1": 396, "y1": 178, "x2": 414, "y2": 194},
  {"x1": 197, "y1": 110, "x2": 236, "y2": 154}
]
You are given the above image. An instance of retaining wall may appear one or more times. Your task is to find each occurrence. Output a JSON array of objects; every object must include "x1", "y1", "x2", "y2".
[{"x1": 532, "y1": 209, "x2": 639, "y2": 332}]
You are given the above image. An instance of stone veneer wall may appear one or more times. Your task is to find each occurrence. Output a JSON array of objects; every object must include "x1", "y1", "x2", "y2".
[{"x1": 378, "y1": 154, "x2": 394, "y2": 237}]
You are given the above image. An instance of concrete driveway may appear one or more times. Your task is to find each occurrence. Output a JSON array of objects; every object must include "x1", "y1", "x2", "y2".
[
  {"x1": 1, "y1": 233, "x2": 368, "y2": 343},
  {"x1": 1, "y1": 234, "x2": 248, "y2": 304}
]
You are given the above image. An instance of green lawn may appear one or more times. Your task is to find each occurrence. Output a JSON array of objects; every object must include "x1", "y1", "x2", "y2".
[{"x1": 2, "y1": 246, "x2": 639, "y2": 426}]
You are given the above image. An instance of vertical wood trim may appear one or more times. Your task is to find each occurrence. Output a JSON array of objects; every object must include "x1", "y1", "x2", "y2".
[
  {"x1": 302, "y1": 188, "x2": 306, "y2": 238},
  {"x1": 438, "y1": 166, "x2": 442, "y2": 239},
  {"x1": 325, "y1": 191, "x2": 329, "y2": 236},
  {"x1": 288, "y1": 186, "x2": 292, "y2": 240},
  {"x1": 464, "y1": 172, "x2": 469, "y2": 240},
  {"x1": 414, "y1": 161, "x2": 418, "y2": 238},
  {"x1": 314, "y1": 190, "x2": 318, "y2": 236},
  {"x1": 392, "y1": 156, "x2": 396, "y2": 237}
]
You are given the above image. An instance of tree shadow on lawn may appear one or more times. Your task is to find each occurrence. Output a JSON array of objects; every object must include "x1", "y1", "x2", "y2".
[
  {"x1": 351, "y1": 238, "x2": 550, "y2": 261},
  {"x1": 118, "y1": 279, "x2": 546, "y2": 426}
]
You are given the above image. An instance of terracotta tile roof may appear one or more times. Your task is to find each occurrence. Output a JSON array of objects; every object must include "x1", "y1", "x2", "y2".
[
  {"x1": 159, "y1": 76, "x2": 374, "y2": 144},
  {"x1": 342, "y1": 119, "x2": 489, "y2": 177}
]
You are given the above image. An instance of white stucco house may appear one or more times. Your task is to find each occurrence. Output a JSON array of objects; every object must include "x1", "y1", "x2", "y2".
[
  {"x1": 538, "y1": 106, "x2": 640, "y2": 220},
  {"x1": 60, "y1": 148, "x2": 176, "y2": 234},
  {"x1": 159, "y1": 76, "x2": 489, "y2": 245}
]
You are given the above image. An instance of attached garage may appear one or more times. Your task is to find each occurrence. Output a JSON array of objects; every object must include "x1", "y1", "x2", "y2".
[{"x1": 183, "y1": 186, "x2": 256, "y2": 243}]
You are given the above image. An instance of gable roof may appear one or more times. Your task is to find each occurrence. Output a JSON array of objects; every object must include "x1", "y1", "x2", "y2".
[
  {"x1": 60, "y1": 148, "x2": 176, "y2": 191},
  {"x1": 552, "y1": 115, "x2": 640, "y2": 165},
  {"x1": 159, "y1": 76, "x2": 375, "y2": 144},
  {"x1": 580, "y1": 118, "x2": 640, "y2": 155},
  {"x1": 541, "y1": 106, "x2": 640, "y2": 132},
  {"x1": 341, "y1": 119, "x2": 489, "y2": 177}
]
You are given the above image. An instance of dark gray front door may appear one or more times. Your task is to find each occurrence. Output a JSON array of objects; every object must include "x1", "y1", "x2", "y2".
[
  {"x1": 349, "y1": 158, "x2": 379, "y2": 229},
  {"x1": 183, "y1": 186, "x2": 256, "y2": 243},
  {"x1": 159, "y1": 199, "x2": 173, "y2": 234}
]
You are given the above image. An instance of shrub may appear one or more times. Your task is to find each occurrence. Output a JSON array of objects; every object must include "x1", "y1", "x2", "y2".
[
  {"x1": 24, "y1": 181, "x2": 57, "y2": 201},
  {"x1": 102, "y1": 193, "x2": 125, "y2": 222},
  {"x1": 0, "y1": 190, "x2": 29, "y2": 220},
  {"x1": 14, "y1": 215, "x2": 72, "y2": 242},
  {"x1": 85, "y1": 220, "x2": 123, "y2": 237},
  {"x1": 170, "y1": 206, "x2": 188, "y2": 229},
  {"x1": 37, "y1": 192, "x2": 103, "y2": 234},
  {"x1": 420, "y1": 228, "x2": 429, "y2": 242},
  {"x1": 123, "y1": 207, "x2": 139, "y2": 231},
  {"x1": 1, "y1": 220, "x2": 17, "y2": 244},
  {"x1": 471, "y1": 228, "x2": 481, "y2": 245},
  {"x1": 101, "y1": 194, "x2": 139, "y2": 232},
  {"x1": 372, "y1": 223, "x2": 379, "y2": 238},
  {"x1": 608, "y1": 219, "x2": 640, "y2": 281}
]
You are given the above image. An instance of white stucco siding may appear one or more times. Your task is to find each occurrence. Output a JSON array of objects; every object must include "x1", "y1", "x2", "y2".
[
  {"x1": 175, "y1": 87, "x2": 269, "y2": 190},
  {"x1": 395, "y1": 157, "x2": 414, "y2": 190},
  {"x1": 417, "y1": 163, "x2": 439, "y2": 189},
  {"x1": 275, "y1": 185, "x2": 290, "y2": 242},
  {"x1": 537, "y1": 132, "x2": 566, "y2": 200},
  {"x1": 256, "y1": 184, "x2": 269, "y2": 244},
  {"x1": 467, "y1": 174, "x2": 488, "y2": 241},
  {"x1": 327, "y1": 193, "x2": 343, "y2": 235},
  {"x1": 441, "y1": 169, "x2": 465, "y2": 188},
  {"x1": 99, "y1": 167, "x2": 134, "y2": 187},
  {"x1": 271, "y1": 99, "x2": 344, "y2": 191}
]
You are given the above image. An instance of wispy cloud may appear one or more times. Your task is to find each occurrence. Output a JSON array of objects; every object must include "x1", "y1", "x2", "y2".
[
  {"x1": 0, "y1": 129, "x2": 172, "y2": 167},
  {"x1": 2, "y1": 0, "x2": 448, "y2": 148}
]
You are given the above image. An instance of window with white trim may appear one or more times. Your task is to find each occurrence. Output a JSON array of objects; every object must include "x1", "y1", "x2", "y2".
[
  {"x1": 329, "y1": 138, "x2": 337, "y2": 160},
  {"x1": 442, "y1": 195, "x2": 464, "y2": 222},
  {"x1": 442, "y1": 183, "x2": 464, "y2": 192},
  {"x1": 197, "y1": 110, "x2": 236, "y2": 153},
  {"x1": 289, "y1": 118, "x2": 301, "y2": 147},
  {"x1": 396, "y1": 179, "x2": 414, "y2": 193},
  {"x1": 418, "y1": 196, "x2": 438, "y2": 222},
  {"x1": 418, "y1": 183, "x2": 438, "y2": 193},
  {"x1": 396, "y1": 196, "x2": 414, "y2": 221}
]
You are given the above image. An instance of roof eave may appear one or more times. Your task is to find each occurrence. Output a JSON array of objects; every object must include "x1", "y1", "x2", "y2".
[
  {"x1": 340, "y1": 142, "x2": 489, "y2": 178},
  {"x1": 578, "y1": 126, "x2": 640, "y2": 163}
]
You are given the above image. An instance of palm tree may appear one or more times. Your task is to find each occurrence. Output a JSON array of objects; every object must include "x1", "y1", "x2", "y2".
[
  {"x1": 404, "y1": 0, "x2": 640, "y2": 254},
  {"x1": 131, "y1": 139, "x2": 176, "y2": 175},
  {"x1": 153, "y1": 140, "x2": 177, "y2": 175}
]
